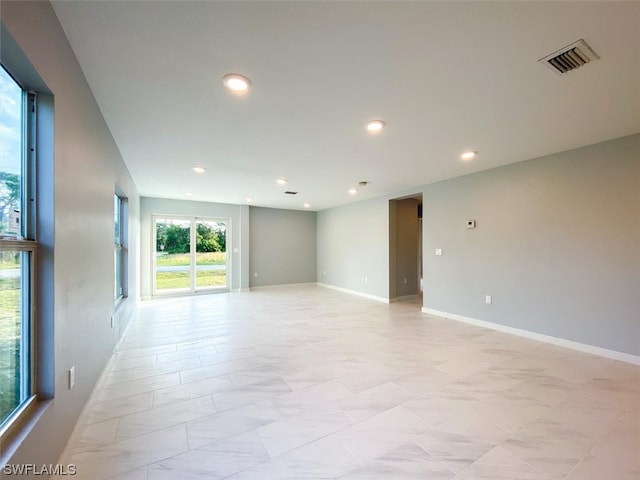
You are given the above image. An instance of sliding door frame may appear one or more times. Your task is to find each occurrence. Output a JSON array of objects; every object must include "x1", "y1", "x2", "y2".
[{"x1": 151, "y1": 214, "x2": 231, "y2": 296}]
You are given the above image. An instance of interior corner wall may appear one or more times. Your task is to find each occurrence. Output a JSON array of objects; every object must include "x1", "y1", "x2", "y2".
[
  {"x1": 249, "y1": 206, "x2": 317, "y2": 288},
  {"x1": 139, "y1": 197, "x2": 249, "y2": 297},
  {"x1": 422, "y1": 134, "x2": 640, "y2": 356},
  {"x1": 317, "y1": 196, "x2": 389, "y2": 299},
  {"x1": 1, "y1": 0, "x2": 140, "y2": 472}
]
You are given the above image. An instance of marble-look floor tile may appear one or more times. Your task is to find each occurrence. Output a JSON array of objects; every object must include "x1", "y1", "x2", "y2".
[
  {"x1": 225, "y1": 436, "x2": 359, "y2": 480},
  {"x1": 402, "y1": 392, "x2": 481, "y2": 427},
  {"x1": 116, "y1": 395, "x2": 216, "y2": 440},
  {"x1": 84, "y1": 391, "x2": 154, "y2": 425},
  {"x1": 96, "y1": 372, "x2": 181, "y2": 402},
  {"x1": 186, "y1": 402, "x2": 283, "y2": 449},
  {"x1": 335, "y1": 406, "x2": 428, "y2": 463},
  {"x1": 338, "y1": 381, "x2": 414, "y2": 422},
  {"x1": 500, "y1": 404, "x2": 623, "y2": 479},
  {"x1": 153, "y1": 375, "x2": 233, "y2": 408},
  {"x1": 72, "y1": 418, "x2": 120, "y2": 454},
  {"x1": 338, "y1": 443, "x2": 455, "y2": 480},
  {"x1": 213, "y1": 377, "x2": 292, "y2": 412},
  {"x1": 564, "y1": 453, "x2": 640, "y2": 480},
  {"x1": 68, "y1": 424, "x2": 188, "y2": 480},
  {"x1": 54, "y1": 286, "x2": 640, "y2": 480},
  {"x1": 147, "y1": 430, "x2": 269, "y2": 479},
  {"x1": 452, "y1": 446, "x2": 552, "y2": 480},
  {"x1": 258, "y1": 404, "x2": 354, "y2": 457},
  {"x1": 271, "y1": 380, "x2": 353, "y2": 416}
]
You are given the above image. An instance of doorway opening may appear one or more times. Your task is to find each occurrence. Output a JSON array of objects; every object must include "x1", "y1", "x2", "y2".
[
  {"x1": 153, "y1": 216, "x2": 229, "y2": 295},
  {"x1": 389, "y1": 194, "x2": 423, "y2": 304}
]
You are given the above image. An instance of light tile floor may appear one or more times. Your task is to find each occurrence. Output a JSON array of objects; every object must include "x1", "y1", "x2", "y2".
[{"x1": 54, "y1": 285, "x2": 640, "y2": 480}]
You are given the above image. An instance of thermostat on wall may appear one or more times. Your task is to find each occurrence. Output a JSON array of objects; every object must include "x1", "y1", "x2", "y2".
[{"x1": 466, "y1": 220, "x2": 476, "y2": 229}]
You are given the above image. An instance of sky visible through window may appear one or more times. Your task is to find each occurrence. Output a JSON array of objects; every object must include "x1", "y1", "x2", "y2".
[{"x1": 0, "y1": 66, "x2": 22, "y2": 235}]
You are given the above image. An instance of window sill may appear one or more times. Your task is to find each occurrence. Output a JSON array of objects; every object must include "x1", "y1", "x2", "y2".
[{"x1": 0, "y1": 397, "x2": 52, "y2": 467}]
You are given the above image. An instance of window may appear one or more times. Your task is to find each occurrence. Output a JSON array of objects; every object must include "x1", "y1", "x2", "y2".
[
  {"x1": 114, "y1": 193, "x2": 127, "y2": 301},
  {"x1": 0, "y1": 65, "x2": 37, "y2": 430},
  {"x1": 153, "y1": 216, "x2": 229, "y2": 295}
]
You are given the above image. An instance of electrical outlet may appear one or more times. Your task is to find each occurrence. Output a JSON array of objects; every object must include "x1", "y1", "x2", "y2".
[
  {"x1": 486, "y1": 295, "x2": 492, "y2": 304},
  {"x1": 254, "y1": 272, "x2": 258, "y2": 277},
  {"x1": 435, "y1": 248, "x2": 442, "y2": 256},
  {"x1": 69, "y1": 366, "x2": 75, "y2": 390},
  {"x1": 364, "y1": 276, "x2": 368, "y2": 283},
  {"x1": 403, "y1": 277, "x2": 407, "y2": 284}
]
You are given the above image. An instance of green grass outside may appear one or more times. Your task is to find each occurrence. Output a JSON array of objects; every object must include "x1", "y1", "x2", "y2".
[
  {"x1": 0, "y1": 254, "x2": 19, "y2": 270},
  {"x1": 156, "y1": 270, "x2": 227, "y2": 290},
  {"x1": 0, "y1": 276, "x2": 21, "y2": 425},
  {"x1": 155, "y1": 251, "x2": 226, "y2": 267}
]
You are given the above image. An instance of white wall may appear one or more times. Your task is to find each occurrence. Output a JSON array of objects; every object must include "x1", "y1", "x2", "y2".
[
  {"x1": 317, "y1": 196, "x2": 389, "y2": 299},
  {"x1": 1, "y1": 1, "x2": 140, "y2": 471},
  {"x1": 249, "y1": 206, "x2": 316, "y2": 287},
  {"x1": 139, "y1": 197, "x2": 250, "y2": 297}
]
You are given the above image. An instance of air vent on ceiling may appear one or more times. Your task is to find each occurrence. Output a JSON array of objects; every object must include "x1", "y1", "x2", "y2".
[
  {"x1": 284, "y1": 191, "x2": 298, "y2": 195},
  {"x1": 539, "y1": 39, "x2": 599, "y2": 75}
]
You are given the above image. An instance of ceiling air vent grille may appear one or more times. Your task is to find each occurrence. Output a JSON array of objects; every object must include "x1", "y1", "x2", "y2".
[
  {"x1": 539, "y1": 39, "x2": 599, "y2": 75},
  {"x1": 284, "y1": 191, "x2": 298, "y2": 195}
]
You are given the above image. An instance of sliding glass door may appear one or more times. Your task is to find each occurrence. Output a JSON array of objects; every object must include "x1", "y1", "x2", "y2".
[{"x1": 153, "y1": 216, "x2": 228, "y2": 295}]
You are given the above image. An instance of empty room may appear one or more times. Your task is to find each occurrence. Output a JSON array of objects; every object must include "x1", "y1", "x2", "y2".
[{"x1": 0, "y1": 1, "x2": 639, "y2": 479}]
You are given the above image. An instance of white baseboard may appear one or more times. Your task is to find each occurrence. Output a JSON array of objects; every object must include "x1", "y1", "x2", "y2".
[
  {"x1": 250, "y1": 282, "x2": 317, "y2": 291},
  {"x1": 421, "y1": 307, "x2": 640, "y2": 366},
  {"x1": 317, "y1": 282, "x2": 389, "y2": 304}
]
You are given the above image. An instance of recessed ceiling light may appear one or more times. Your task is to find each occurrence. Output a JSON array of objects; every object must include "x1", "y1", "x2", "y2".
[
  {"x1": 192, "y1": 166, "x2": 206, "y2": 174},
  {"x1": 185, "y1": 192, "x2": 193, "y2": 197},
  {"x1": 245, "y1": 197, "x2": 253, "y2": 203},
  {"x1": 303, "y1": 203, "x2": 311, "y2": 209},
  {"x1": 223, "y1": 73, "x2": 251, "y2": 93},
  {"x1": 461, "y1": 150, "x2": 478, "y2": 161},
  {"x1": 366, "y1": 120, "x2": 386, "y2": 133},
  {"x1": 348, "y1": 188, "x2": 358, "y2": 195},
  {"x1": 276, "y1": 178, "x2": 287, "y2": 185}
]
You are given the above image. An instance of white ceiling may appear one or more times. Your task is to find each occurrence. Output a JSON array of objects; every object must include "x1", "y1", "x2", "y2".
[{"x1": 51, "y1": 1, "x2": 640, "y2": 211}]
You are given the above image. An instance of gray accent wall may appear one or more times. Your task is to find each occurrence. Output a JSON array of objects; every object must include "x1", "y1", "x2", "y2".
[
  {"x1": 1, "y1": 1, "x2": 140, "y2": 471},
  {"x1": 139, "y1": 198, "x2": 250, "y2": 296},
  {"x1": 422, "y1": 135, "x2": 640, "y2": 355},
  {"x1": 249, "y1": 207, "x2": 317, "y2": 288}
]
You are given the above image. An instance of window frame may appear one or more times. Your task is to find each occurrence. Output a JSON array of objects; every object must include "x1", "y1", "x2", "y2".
[
  {"x1": 114, "y1": 192, "x2": 128, "y2": 303},
  {"x1": 0, "y1": 68, "x2": 38, "y2": 438},
  {"x1": 0, "y1": 23, "x2": 55, "y2": 464},
  {"x1": 151, "y1": 215, "x2": 230, "y2": 296}
]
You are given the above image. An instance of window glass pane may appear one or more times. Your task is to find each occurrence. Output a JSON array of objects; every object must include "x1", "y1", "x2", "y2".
[
  {"x1": 0, "y1": 66, "x2": 23, "y2": 237},
  {"x1": 155, "y1": 218, "x2": 191, "y2": 291},
  {"x1": 114, "y1": 194, "x2": 123, "y2": 300},
  {"x1": 114, "y1": 194, "x2": 121, "y2": 245},
  {"x1": 0, "y1": 250, "x2": 27, "y2": 426},
  {"x1": 114, "y1": 248, "x2": 122, "y2": 299},
  {"x1": 195, "y1": 220, "x2": 227, "y2": 289}
]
